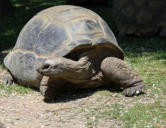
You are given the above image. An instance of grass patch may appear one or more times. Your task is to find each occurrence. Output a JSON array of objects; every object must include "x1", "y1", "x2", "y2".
[
  {"x1": 0, "y1": 84, "x2": 33, "y2": 96},
  {"x1": 85, "y1": 97, "x2": 166, "y2": 128},
  {"x1": 122, "y1": 103, "x2": 166, "y2": 128},
  {"x1": 85, "y1": 103, "x2": 124, "y2": 127}
]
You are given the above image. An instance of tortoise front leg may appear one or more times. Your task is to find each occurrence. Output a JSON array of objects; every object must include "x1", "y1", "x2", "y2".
[
  {"x1": 40, "y1": 76, "x2": 68, "y2": 100},
  {"x1": 40, "y1": 76, "x2": 49, "y2": 98},
  {"x1": 2, "y1": 70, "x2": 14, "y2": 85},
  {"x1": 40, "y1": 76, "x2": 59, "y2": 100},
  {"x1": 101, "y1": 57, "x2": 145, "y2": 96}
]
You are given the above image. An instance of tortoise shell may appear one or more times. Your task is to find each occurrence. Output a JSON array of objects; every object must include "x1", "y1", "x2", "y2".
[
  {"x1": 14, "y1": 5, "x2": 123, "y2": 58},
  {"x1": 112, "y1": 0, "x2": 166, "y2": 36}
]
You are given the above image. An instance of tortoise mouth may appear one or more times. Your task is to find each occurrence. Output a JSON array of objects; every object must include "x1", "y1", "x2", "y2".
[
  {"x1": 37, "y1": 63, "x2": 63, "y2": 76},
  {"x1": 37, "y1": 63, "x2": 51, "y2": 74}
]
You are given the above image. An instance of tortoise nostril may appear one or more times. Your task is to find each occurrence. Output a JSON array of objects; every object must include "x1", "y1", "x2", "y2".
[{"x1": 42, "y1": 64, "x2": 50, "y2": 70}]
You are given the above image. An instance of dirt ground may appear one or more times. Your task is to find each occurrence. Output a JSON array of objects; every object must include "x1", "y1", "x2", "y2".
[
  {"x1": 0, "y1": 68, "x2": 157, "y2": 128},
  {"x1": 0, "y1": 87, "x2": 127, "y2": 128},
  {"x1": 0, "y1": 51, "x2": 127, "y2": 128},
  {"x1": 0, "y1": 66, "x2": 122, "y2": 128},
  {"x1": 0, "y1": 92, "x2": 88, "y2": 128}
]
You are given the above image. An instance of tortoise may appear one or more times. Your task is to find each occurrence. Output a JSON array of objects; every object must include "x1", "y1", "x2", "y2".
[
  {"x1": 112, "y1": 0, "x2": 166, "y2": 37},
  {"x1": 2, "y1": 5, "x2": 145, "y2": 99}
]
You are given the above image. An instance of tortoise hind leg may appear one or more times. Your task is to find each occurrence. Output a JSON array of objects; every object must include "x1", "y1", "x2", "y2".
[
  {"x1": 101, "y1": 57, "x2": 145, "y2": 96},
  {"x1": 2, "y1": 70, "x2": 14, "y2": 85}
]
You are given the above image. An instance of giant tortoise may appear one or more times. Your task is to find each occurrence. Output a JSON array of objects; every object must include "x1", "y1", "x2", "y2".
[
  {"x1": 112, "y1": 0, "x2": 166, "y2": 37},
  {"x1": 3, "y1": 5, "x2": 145, "y2": 99}
]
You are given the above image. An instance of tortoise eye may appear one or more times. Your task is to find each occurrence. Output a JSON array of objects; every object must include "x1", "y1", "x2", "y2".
[{"x1": 42, "y1": 64, "x2": 50, "y2": 70}]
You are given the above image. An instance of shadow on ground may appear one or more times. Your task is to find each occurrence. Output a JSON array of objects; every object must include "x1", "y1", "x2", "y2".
[{"x1": 43, "y1": 86, "x2": 121, "y2": 103}]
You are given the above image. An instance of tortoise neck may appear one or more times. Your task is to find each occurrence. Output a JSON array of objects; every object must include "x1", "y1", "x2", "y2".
[{"x1": 62, "y1": 56, "x2": 97, "y2": 83}]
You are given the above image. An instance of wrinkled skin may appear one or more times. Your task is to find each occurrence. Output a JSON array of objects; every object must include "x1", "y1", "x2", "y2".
[
  {"x1": 2, "y1": 49, "x2": 145, "y2": 100},
  {"x1": 37, "y1": 55, "x2": 145, "y2": 99}
]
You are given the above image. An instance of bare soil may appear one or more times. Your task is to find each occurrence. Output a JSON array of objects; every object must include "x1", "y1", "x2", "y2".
[
  {"x1": 0, "y1": 89, "x2": 125, "y2": 128},
  {"x1": 0, "y1": 67, "x2": 156, "y2": 128},
  {"x1": 0, "y1": 52, "x2": 127, "y2": 128},
  {"x1": 0, "y1": 66, "x2": 119, "y2": 128}
]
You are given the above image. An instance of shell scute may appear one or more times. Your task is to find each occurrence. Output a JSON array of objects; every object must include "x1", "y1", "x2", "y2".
[
  {"x1": 15, "y1": 18, "x2": 43, "y2": 51},
  {"x1": 66, "y1": 18, "x2": 102, "y2": 41},
  {"x1": 99, "y1": 18, "x2": 118, "y2": 46},
  {"x1": 34, "y1": 24, "x2": 68, "y2": 55}
]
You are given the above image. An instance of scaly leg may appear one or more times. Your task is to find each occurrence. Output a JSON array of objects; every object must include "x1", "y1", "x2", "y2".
[
  {"x1": 2, "y1": 70, "x2": 14, "y2": 85},
  {"x1": 101, "y1": 57, "x2": 145, "y2": 96},
  {"x1": 40, "y1": 76, "x2": 67, "y2": 100},
  {"x1": 40, "y1": 76, "x2": 58, "y2": 100}
]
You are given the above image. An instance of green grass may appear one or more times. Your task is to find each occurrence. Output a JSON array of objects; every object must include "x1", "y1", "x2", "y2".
[
  {"x1": 122, "y1": 103, "x2": 166, "y2": 128},
  {"x1": 84, "y1": 47, "x2": 166, "y2": 127},
  {"x1": 0, "y1": 1, "x2": 166, "y2": 127},
  {"x1": 0, "y1": 83, "x2": 33, "y2": 96}
]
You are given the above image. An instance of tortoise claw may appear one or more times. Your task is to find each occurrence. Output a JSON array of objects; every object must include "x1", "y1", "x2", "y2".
[
  {"x1": 2, "y1": 72, "x2": 14, "y2": 85},
  {"x1": 123, "y1": 85, "x2": 145, "y2": 97}
]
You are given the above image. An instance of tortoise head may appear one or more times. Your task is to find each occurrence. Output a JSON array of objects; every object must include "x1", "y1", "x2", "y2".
[
  {"x1": 36, "y1": 56, "x2": 94, "y2": 82},
  {"x1": 37, "y1": 58, "x2": 69, "y2": 77}
]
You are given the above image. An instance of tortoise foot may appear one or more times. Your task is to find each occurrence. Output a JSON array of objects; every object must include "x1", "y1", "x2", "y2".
[
  {"x1": 122, "y1": 85, "x2": 144, "y2": 97},
  {"x1": 2, "y1": 72, "x2": 14, "y2": 85}
]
